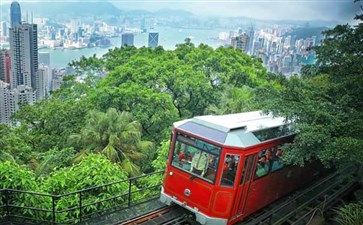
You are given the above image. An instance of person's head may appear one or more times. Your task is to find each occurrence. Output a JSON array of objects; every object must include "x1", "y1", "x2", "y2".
[
  {"x1": 265, "y1": 150, "x2": 272, "y2": 159},
  {"x1": 276, "y1": 150, "x2": 283, "y2": 157},
  {"x1": 259, "y1": 155, "x2": 267, "y2": 163}
]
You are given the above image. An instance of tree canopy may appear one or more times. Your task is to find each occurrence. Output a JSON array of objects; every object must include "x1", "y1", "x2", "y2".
[{"x1": 260, "y1": 9, "x2": 363, "y2": 166}]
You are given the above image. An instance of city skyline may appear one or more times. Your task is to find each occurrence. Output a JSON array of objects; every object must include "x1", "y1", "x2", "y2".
[{"x1": 0, "y1": 0, "x2": 361, "y2": 24}]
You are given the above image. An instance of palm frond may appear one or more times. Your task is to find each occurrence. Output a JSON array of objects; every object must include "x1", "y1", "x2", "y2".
[
  {"x1": 121, "y1": 158, "x2": 141, "y2": 177},
  {"x1": 101, "y1": 144, "x2": 121, "y2": 163}
]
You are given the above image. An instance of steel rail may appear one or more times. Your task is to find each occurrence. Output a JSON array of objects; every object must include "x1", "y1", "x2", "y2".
[{"x1": 241, "y1": 167, "x2": 356, "y2": 225}]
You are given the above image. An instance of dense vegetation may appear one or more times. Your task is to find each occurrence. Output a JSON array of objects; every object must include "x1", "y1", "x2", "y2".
[
  {"x1": 2, "y1": 43, "x2": 280, "y2": 177},
  {"x1": 1, "y1": 4, "x2": 362, "y2": 223}
]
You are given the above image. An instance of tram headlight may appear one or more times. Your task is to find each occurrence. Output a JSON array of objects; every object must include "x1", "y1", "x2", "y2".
[{"x1": 184, "y1": 188, "x2": 191, "y2": 197}]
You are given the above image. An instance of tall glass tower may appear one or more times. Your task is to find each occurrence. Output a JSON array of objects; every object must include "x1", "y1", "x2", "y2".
[{"x1": 10, "y1": 1, "x2": 21, "y2": 28}]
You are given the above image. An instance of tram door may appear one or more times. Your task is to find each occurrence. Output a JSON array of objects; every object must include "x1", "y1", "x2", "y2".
[{"x1": 231, "y1": 154, "x2": 256, "y2": 217}]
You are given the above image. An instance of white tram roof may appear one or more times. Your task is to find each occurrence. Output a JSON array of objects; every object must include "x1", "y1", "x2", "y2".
[{"x1": 174, "y1": 111, "x2": 292, "y2": 148}]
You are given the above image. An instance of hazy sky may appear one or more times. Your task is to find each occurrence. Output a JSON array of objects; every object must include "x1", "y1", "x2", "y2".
[
  {"x1": 111, "y1": 0, "x2": 361, "y2": 22},
  {"x1": 1, "y1": 0, "x2": 362, "y2": 23}
]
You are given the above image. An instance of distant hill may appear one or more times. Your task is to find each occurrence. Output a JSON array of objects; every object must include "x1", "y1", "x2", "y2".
[
  {"x1": 120, "y1": 8, "x2": 194, "y2": 17},
  {"x1": 124, "y1": 10, "x2": 153, "y2": 16},
  {"x1": 154, "y1": 9, "x2": 194, "y2": 17},
  {"x1": 1, "y1": 1, "x2": 122, "y2": 17},
  {"x1": 287, "y1": 27, "x2": 328, "y2": 39}
]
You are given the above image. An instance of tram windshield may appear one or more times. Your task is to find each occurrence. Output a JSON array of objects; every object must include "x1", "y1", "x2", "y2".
[{"x1": 171, "y1": 133, "x2": 221, "y2": 183}]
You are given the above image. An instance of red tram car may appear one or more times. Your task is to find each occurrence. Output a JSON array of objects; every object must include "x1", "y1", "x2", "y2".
[{"x1": 160, "y1": 111, "x2": 323, "y2": 225}]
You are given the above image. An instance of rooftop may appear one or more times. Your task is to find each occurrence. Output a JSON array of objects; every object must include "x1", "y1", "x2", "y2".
[{"x1": 174, "y1": 111, "x2": 292, "y2": 148}]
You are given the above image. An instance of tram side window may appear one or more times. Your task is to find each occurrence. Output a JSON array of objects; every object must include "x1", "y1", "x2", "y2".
[
  {"x1": 255, "y1": 150, "x2": 271, "y2": 179},
  {"x1": 254, "y1": 146, "x2": 285, "y2": 179},
  {"x1": 271, "y1": 146, "x2": 284, "y2": 172},
  {"x1": 220, "y1": 154, "x2": 240, "y2": 187}
]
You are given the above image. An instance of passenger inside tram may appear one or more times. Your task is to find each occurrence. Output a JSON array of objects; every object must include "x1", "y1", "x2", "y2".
[
  {"x1": 256, "y1": 155, "x2": 269, "y2": 177},
  {"x1": 191, "y1": 150, "x2": 209, "y2": 176},
  {"x1": 221, "y1": 154, "x2": 240, "y2": 186},
  {"x1": 271, "y1": 149, "x2": 284, "y2": 171},
  {"x1": 178, "y1": 150, "x2": 192, "y2": 169}
]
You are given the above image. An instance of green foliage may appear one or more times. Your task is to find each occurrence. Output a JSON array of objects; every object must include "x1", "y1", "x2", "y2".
[
  {"x1": 1, "y1": 37, "x2": 289, "y2": 223},
  {"x1": 334, "y1": 202, "x2": 363, "y2": 225},
  {"x1": 206, "y1": 85, "x2": 258, "y2": 115},
  {"x1": 69, "y1": 108, "x2": 154, "y2": 176},
  {"x1": 0, "y1": 161, "x2": 37, "y2": 190},
  {"x1": 0, "y1": 161, "x2": 40, "y2": 218},
  {"x1": 35, "y1": 147, "x2": 75, "y2": 177},
  {"x1": 0, "y1": 124, "x2": 32, "y2": 164},
  {"x1": 12, "y1": 97, "x2": 89, "y2": 154},
  {"x1": 260, "y1": 11, "x2": 363, "y2": 167},
  {"x1": 152, "y1": 140, "x2": 171, "y2": 171},
  {"x1": 41, "y1": 154, "x2": 137, "y2": 222}
]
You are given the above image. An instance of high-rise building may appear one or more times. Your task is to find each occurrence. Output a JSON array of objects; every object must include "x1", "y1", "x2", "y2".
[
  {"x1": 39, "y1": 52, "x2": 50, "y2": 66},
  {"x1": 10, "y1": 1, "x2": 21, "y2": 28},
  {"x1": 247, "y1": 26, "x2": 254, "y2": 54},
  {"x1": 148, "y1": 32, "x2": 159, "y2": 48},
  {"x1": 9, "y1": 23, "x2": 38, "y2": 91},
  {"x1": 0, "y1": 82, "x2": 35, "y2": 124},
  {"x1": 0, "y1": 50, "x2": 7, "y2": 82},
  {"x1": 231, "y1": 33, "x2": 249, "y2": 53},
  {"x1": 1, "y1": 21, "x2": 7, "y2": 37},
  {"x1": 37, "y1": 65, "x2": 51, "y2": 100},
  {"x1": 141, "y1": 18, "x2": 147, "y2": 33},
  {"x1": 51, "y1": 68, "x2": 65, "y2": 91},
  {"x1": 0, "y1": 81, "x2": 13, "y2": 124},
  {"x1": 70, "y1": 19, "x2": 78, "y2": 34},
  {"x1": 12, "y1": 85, "x2": 36, "y2": 110},
  {"x1": 121, "y1": 33, "x2": 134, "y2": 47},
  {"x1": 1, "y1": 1, "x2": 40, "y2": 125},
  {"x1": 0, "y1": 50, "x2": 11, "y2": 83}
]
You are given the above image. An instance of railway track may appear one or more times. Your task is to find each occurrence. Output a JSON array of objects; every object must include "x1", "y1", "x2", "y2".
[
  {"x1": 116, "y1": 169, "x2": 356, "y2": 225},
  {"x1": 117, "y1": 205, "x2": 189, "y2": 225},
  {"x1": 241, "y1": 168, "x2": 357, "y2": 225}
]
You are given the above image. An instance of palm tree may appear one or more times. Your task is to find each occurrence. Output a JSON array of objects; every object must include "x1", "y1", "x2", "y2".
[{"x1": 69, "y1": 108, "x2": 154, "y2": 176}]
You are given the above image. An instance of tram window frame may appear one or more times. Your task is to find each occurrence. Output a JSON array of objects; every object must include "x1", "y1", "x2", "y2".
[
  {"x1": 254, "y1": 149, "x2": 271, "y2": 180},
  {"x1": 240, "y1": 154, "x2": 256, "y2": 185},
  {"x1": 170, "y1": 133, "x2": 221, "y2": 184},
  {"x1": 270, "y1": 146, "x2": 285, "y2": 173},
  {"x1": 254, "y1": 145, "x2": 285, "y2": 180},
  {"x1": 220, "y1": 154, "x2": 241, "y2": 187},
  {"x1": 252, "y1": 125, "x2": 292, "y2": 142}
]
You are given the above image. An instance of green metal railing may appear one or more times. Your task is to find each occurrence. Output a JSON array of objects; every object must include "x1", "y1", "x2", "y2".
[{"x1": 0, "y1": 170, "x2": 164, "y2": 225}]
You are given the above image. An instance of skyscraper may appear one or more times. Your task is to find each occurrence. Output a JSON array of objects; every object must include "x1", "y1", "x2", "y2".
[
  {"x1": 148, "y1": 32, "x2": 159, "y2": 48},
  {"x1": 9, "y1": 23, "x2": 38, "y2": 91},
  {"x1": 0, "y1": 81, "x2": 13, "y2": 124},
  {"x1": 0, "y1": 1, "x2": 39, "y2": 125},
  {"x1": 247, "y1": 26, "x2": 255, "y2": 54},
  {"x1": 10, "y1": 1, "x2": 21, "y2": 28},
  {"x1": 121, "y1": 33, "x2": 134, "y2": 47},
  {"x1": 1, "y1": 21, "x2": 7, "y2": 37},
  {"x1": 37, "y1": 65, "x2": 51, "y2": 100},
  {"x1": 0, "y1": 50, "x2": 11, "y2": 83},
  {"x1": 231, "y1": 33, "x2": 249, "y2": 53}
]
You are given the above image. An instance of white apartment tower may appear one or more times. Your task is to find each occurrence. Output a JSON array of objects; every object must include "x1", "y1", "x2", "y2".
[
  {"x1": 37, "y1": 64, "x2": 51, "y2": 99},
  {"x1": 0, "y1": 82, "x2": 13, "y2": 124}
]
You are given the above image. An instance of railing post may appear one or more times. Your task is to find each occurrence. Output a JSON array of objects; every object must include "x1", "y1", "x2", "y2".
[
  {"x1": 5, "y1": 190, "x2": 10, "y2": 221},
  {"x1": 79, "y1": 192, "x2": 82, "y2": 223},
  {"x1": 52, "y1": 195, "x2": 56, "y2": 225},
  {"x1": 128, "y1": 179, "x2": 132, "y2": 207}
]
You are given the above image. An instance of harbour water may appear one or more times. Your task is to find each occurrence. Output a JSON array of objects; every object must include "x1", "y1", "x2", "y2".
[{"x1": 44, "y1": 26, "x2": 227, "y2": 68}]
